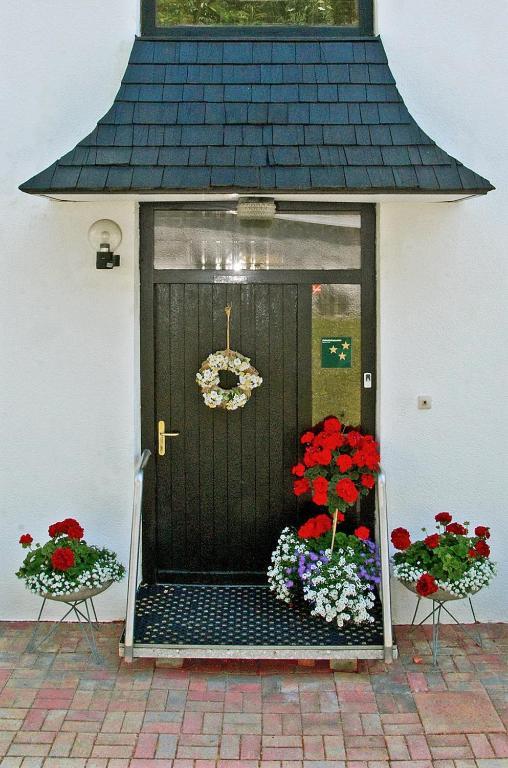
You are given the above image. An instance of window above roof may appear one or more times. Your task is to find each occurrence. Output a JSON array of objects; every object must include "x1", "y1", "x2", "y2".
[{"x1": 141, "y1": 0, "x2": 373, "y2": 36}]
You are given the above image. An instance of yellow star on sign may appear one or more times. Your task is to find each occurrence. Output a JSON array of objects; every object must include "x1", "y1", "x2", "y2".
[
  {"x1": 342, "y1": 341, "x2": 350, "y2": 349},
  {"x1": 339, "y1": 352, "x2": 347, "y2": 360},
  {"x1": 329, "y1": 345, "x2": 338, "y2": 354}
]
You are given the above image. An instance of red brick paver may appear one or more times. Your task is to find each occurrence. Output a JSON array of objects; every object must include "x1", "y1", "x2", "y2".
[{"x1": 0, "y1": 621, "x2": 506, "y2": 767}]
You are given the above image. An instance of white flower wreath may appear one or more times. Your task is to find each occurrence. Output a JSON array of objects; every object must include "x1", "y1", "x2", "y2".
[{"x1": 196, "y1": 349, "x2": 262, "y2": 410}]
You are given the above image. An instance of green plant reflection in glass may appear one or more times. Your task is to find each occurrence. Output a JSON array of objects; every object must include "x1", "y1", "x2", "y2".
[{"x1": 156, "y1": 0, "x2": 358, "y2": 26}]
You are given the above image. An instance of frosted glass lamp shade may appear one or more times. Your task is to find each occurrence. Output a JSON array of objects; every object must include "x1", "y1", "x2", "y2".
[{"x1": 88, "y1": 219, "x2": 122, "y2": 251}]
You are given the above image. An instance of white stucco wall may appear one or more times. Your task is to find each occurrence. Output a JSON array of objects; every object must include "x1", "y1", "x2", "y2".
[{"x1": 1, "y1": 1, "x2": 506, "y2": 622}]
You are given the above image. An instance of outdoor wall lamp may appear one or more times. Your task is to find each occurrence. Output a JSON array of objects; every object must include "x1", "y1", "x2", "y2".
[{"x1": 88, "y1": 219, "x2": 122, "y2": 269}]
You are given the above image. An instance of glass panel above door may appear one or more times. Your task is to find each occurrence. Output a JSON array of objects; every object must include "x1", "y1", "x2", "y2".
[
  {"x1": 154, "y1": 210, "x2": 361, "y2": 270},
  {"x1": 156, "y1": 0, "x2": 359, "y2": 26}
]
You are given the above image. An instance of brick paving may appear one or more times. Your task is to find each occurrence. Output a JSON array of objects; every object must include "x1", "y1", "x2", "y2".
[{"x1": 0, "y1": 621, "x2": 506, "y2": 768}]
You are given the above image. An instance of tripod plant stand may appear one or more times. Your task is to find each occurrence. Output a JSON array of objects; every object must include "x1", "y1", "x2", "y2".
[
  {"x1": 26, "y1": 582, "x2": 112, "y2": 664},
  {"x1": 410, "y1": 590, "x2": 482, "y2": 665}
]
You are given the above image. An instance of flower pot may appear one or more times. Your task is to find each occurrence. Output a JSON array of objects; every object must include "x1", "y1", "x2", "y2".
[
  {"x1": 40, "y1": 580, "x2": 113, "y2": 602},
  {"x1": 401, "y1": 580, "x2": 480, "y2": 602}
]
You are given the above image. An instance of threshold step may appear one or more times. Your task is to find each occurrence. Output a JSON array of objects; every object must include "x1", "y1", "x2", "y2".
[{"x1": 119, "y1": 583, "x2": 391, "y2": 659}]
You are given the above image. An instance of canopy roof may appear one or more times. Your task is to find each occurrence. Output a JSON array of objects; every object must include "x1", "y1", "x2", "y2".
[{"x1": 20, "y1": 37, "x2": 493, "y2": 196}]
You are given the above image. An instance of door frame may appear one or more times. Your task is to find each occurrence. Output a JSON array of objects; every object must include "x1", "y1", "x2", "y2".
[{"x1": 140, "y1": 201, "x2": 376, "y2": 582}]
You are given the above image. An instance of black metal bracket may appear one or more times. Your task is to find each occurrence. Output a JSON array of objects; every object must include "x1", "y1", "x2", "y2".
[{"x1": 96, "y1": 250, "x2": 120, "y2": 269}]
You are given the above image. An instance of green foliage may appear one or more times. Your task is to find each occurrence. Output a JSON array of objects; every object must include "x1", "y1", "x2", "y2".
[
  {"x1": 16, "y1": 536, "x2": 123, "y2": 582},
  {"x1": 156, "y1": 0, "x2": 358, "y2": 26},
  {"x1": 393, "y1": 532, "x2": 479, "y2": 582}
]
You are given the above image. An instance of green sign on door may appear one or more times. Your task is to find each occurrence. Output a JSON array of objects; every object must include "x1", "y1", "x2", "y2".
[{"x1": 321, "y1": 337, "x2": 352, "y2": 368}]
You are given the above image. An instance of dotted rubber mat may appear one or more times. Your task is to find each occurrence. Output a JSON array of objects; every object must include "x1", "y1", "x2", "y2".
[{"x1": 133, "y1": 583, "x2": 384, "y2": 647}]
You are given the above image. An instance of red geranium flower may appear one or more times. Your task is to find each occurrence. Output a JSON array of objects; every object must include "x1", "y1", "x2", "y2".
[
  {"x1": 446, "y1": 522, "x2": 468, "y2": 536},
  {"x1": 298, "y1": 514, "x2": 332, "y2": 540},
  {"x1": 468, "y1": 548, "x2": 479, "y2": 558},
  {"x1": 335, "y1": 478, "x2": 359, "y2": 504},
  {"x1": 323, "y1": 417, "x2": 341, "y2": 433},
  {"x1": 346, "y1": 430, "x2": 362, "y2": 448},
  {"x1": 48, "y1": 518, "x2": 84, "y2": 540},
  {"x1": 51, "y1": 547, "x2": 75, "y2": 571},
  {"x1": 424, "y1": 533, "x2": 440, "y2": 549},
  {"x1": 435, "y1": 512, "x2": 452, "y2": 525},
  {"x1": 315, "y1": 448, "x2": 332, "y2": 466},
  {"x1": 391, "y1": 527, "x2": 411, "y2": 550},
  {"x1": 293, "y1": 478, "x2": 310, "y2": 496},
  {"x1": 351, "y1": 450, "x2": 367, "y2": 467},
  {"x1": 354, "y1": 526, "x2": 370, "y2": 540},
  {"x1": 363, "y1": 448, "x2": 380, "y2": 471},
  {"x1": 361, "y1": 474, "x2": 375, "y2": 489},
  {"x1": 312, "y1": 476, "x2": 329, "y2": 506},
  {"x1": 303, "y1": 447, "x2": 319, "y2": 467},
  {"x1": 336, "y1": 454, "x2": 353, "y2": 473},
  {"x1": 19, "y1": 534, "x2": 33, "y2": 547},
  {"x1": 300, "y1": 431, "x2": 315, "y2": 445},
  {"x1": 319, "y1": 432, "x2": 344, "y2": 451},
  {"x1": 63, "y1": 519, "x2": 84, "y2": 539},
  {"x1": 291, "y1": 463, "x2": 306, "y2": 477},
  {"x1": 474, "y1": 540, "x2": 490, "y2": 557},
  {"x1": 475, "y1": 526, "x2": 490, "y2": 539},
  {"x1": 416, "y1": 572, "x2": 438, "y2": 597}
]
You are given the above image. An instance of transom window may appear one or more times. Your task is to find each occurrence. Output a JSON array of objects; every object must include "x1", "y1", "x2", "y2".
[{"x1": 142, "y1": 0, "x2": 372, "y2": 33}]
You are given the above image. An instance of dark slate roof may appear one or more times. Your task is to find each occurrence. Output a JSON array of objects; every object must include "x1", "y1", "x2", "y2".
[{"x1": 20, "y1": 37, "x2": 493, "y2": 195}]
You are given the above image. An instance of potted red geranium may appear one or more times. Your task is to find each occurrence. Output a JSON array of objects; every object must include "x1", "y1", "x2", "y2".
[
  {"x1": 391, "y1": 513, "x2": 496, "y2": 600},
  {"x1": 291, "y1": 416, "x2": 380, "y2": 550},
  {"x1": 16, "y1": 518, "x2": 125, "y2": 601}
]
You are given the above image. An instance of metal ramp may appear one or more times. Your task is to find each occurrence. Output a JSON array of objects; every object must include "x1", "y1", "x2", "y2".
[{"x1": 120, "y1": 451, "x2": 396, "y2": 663}]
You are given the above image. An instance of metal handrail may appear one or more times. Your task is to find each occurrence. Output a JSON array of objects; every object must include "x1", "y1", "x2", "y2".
[
  {"x1": 123, "y1": 449, "x2": 151, "y2": 662},
  {"x1": 376, "y1": 466, "x2": 394, "y2": 661}
]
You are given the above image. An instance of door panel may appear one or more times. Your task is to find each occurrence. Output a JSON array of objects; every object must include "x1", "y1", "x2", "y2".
[{"x1": 154, "y1": 282, "x2": 308, "y2": 581}]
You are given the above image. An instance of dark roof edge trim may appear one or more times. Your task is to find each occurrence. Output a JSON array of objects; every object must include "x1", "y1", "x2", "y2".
[{"x1": 21, "y1": 185, "x2": 494, "y2": 196}]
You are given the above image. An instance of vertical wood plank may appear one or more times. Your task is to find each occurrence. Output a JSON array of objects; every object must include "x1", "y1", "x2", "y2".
[
  {"x1": 198, "y1": 284, "x2": 215, "y2": 573},
  {"x1": 253, "y1": 284, "x2": 270, "y2": 571},
  {"x1": 211, "y1": 284, "x2": 228, "y2": 570},
  {"x1": 297, "y1": 284, "x2": 313, "y2": 528},
  {"x1": 268, "y1": 285, "x2": 284, "y2": 561},
  {"x1": 183, "y1": 283, "x2": 201, "y2": 570},
  {"x1": 282, "y1": 284, "x2": 299, "y2": 530},
  {"x1": 168, "y1": 283, "x2": 187, "y2": 569},
  {"x1": 225, "y1": 284, "x2": 243, "y2": 568},
  {"x1": 239, "y1": 284, "x2": 257, "y2": 569},
  {"x1": 154, "y1": 283, "x2": 171, "y2": 569}
]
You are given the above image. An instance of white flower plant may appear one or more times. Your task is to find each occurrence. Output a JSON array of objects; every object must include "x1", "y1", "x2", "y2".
[
  {"x1": 267, "y1": 521, "x2": 381, "y2": 629},
  {"x1": 16, "y1": 518, "x2": 125, "y2": 597},
  {"x1": 392, "y1": 558, "x2": 496, "y2": 598},
  {"x1": 196, "y1": 349, "x2": 262, "y2": 410}
]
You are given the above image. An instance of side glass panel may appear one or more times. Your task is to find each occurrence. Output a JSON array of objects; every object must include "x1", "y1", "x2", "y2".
[
  {"x1": 154, "y1": 210, "x2": 361, "y2": 270},
  {"x1": 312, "y1": 283, "x2": 361, "y2": 425},
  {"x1": 156, "y1": 0, "x2": 359, "y2": 26}
]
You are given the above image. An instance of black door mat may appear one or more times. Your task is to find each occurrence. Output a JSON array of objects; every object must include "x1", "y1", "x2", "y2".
[{"x1": 133, "y1": 583, "x2": 384, "y2": 647}]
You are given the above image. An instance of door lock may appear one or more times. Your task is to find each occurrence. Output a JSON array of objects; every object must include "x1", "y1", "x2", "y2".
[{"x1": 157, "y1": 420, "x2": 180, "y2": 456}]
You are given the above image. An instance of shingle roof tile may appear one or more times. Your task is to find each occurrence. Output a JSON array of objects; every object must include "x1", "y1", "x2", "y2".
[{"x1": 20, "y1": 36, "x2": 493, "y2": 194}]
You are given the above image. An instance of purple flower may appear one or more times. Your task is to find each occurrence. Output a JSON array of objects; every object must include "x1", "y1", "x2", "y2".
[{"x1": 285, "y1": 580, "x2": 294, "y2": 589}]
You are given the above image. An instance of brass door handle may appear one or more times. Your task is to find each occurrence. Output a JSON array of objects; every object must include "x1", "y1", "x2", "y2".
[{"x1": 157, "y1": 420, "x2": 180, "y2": 456}]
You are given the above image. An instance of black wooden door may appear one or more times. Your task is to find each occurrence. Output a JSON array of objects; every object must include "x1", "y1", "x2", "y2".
[
  {"x1": 140, "y1": 202, "x2": 376, "y2": 584},
  {"x1": 153, "y1": 282, "x2": 309, "y2": 582}
]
